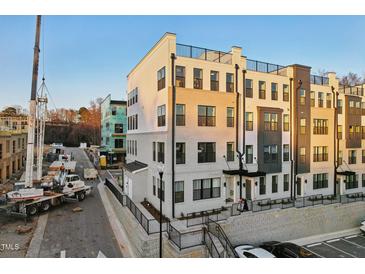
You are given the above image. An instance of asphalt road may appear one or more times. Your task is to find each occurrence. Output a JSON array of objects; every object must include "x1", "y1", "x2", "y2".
[{"x1": 38, "y1": 147, "x2": 122, "y2": 258}]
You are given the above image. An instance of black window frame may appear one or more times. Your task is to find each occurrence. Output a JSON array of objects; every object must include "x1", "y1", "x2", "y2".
[
  {"x1": 176, "y1": 65, "x2": 186, "y2": 88},
  {"x1": 226, "y1": 107, "x2": 234, "y2": 127},
  {"x1": 176, "y1": 142, "x2": 186, "y2": 165},
  {"x1": 193, "y1": 68, "x2": 203, "y2": 89},
  {"x1": 176, "y1": 104, "x2": 186, "y2": 126},
  {"x1": 259, "y1": 81, "x2": 266, "y2": 99},
  {"x1": 272, "y1": 175, "x2": 278, "y2": 193},
  {"x1": 226, "y1": 142, "x2": 234, "y2": 162},
  {"x1": 210, "y1": 71, "x2": 219, "y2": 91},
  {"x1": 157, "y1": 105, "x2": 166, "y2": 127},
  {"x1": 264, "y1": 144, "x2": 278, "y2": 164},
  {"x1": 157, "y1": 142, "x2": 165, "y2": 163},
  {"x1": 246, "y1": 79, "x2": 253, "y2": 98},
  {"x1": 174, "y1": 181, "x2": 184, "y2": 203},
  {"x1": 157, "y1": 66, "x2": 166, "y2": 91},
  {"x1": 193, "y1": 178, "x2": 221, "y2": 201},
  {"x1": 245, "y1": 112, "x2": 253, "y2": 131},
  {"x1": 271, "y1": 82, "x2": 278, "y2": 101},
  {"x1": 198, "y1": 105, "x2": 216, "y2": 127},
  {"x1": 226, "y1": 73, "x2": 234, "y2": 92},
  {"x1": 245, "y1": 145, "x2": 253, "y2": 164},
  {"x1": 198, "y1": 142, "x2": 216, "y2": 163}
]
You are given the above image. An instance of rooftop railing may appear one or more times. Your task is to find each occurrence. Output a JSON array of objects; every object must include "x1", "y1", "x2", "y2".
[
  {"x1": 340, "y1": 85, "x2": 364, "y2": 96},
  {"x1": 310, "y1": 74, "x2": 329, "y2": 86},
  {"x1": 246, "y1": 59, "x2": 287, "y2": 76},
  {"x1": 176, "y1": 43, "x2": 232, "y2": 64}
]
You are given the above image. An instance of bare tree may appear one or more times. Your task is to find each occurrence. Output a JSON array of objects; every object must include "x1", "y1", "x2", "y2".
[{"x1": 340, "y1": 72, "x2": 363, "y2": 86}]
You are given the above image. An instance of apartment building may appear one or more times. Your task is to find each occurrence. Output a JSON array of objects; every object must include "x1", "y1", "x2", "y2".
[
  {"x1": 100, "y1": 94, "x2": 127, "y2": 164},
  {"x1": 124, "y1": 32, "x2": 364, "y2": 219}
]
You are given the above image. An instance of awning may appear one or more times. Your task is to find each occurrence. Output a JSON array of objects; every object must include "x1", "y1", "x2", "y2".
[
  {"x1": 336, "y1": 170, "x2": 356, "y2": 176},
  {"x1": 223, "y1": 169, "x2": 266, "y2": 177},
  {"x1": 123, "y1": 161, "x2": 148, "y2": 173}
]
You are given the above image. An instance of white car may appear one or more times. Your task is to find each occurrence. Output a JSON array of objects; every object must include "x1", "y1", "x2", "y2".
[
  {"x1": 234, "y1": 244, "x2": 276, "y2": 258},
  {"x1": 361, "y1": 220, "x2": 365, "y2": 235}
]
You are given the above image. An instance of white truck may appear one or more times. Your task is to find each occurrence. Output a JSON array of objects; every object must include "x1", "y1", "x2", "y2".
[{"x1": 0, "y1": 174, "x2": 92, "y2": 218}]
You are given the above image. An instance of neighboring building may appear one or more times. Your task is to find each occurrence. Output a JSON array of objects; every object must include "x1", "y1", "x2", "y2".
[
  {"x1": 124, "y1": 32, "x2": 365, "y2": 219},
  {"x1": 0, "y1": 110, "x2": 28, "y2": 184},
  {"x1": 100, "y1": 94, "x2": 127, "y2": 164}
]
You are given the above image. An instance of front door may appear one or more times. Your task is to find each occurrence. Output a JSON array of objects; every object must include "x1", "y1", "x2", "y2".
[
  {"x1": 297, "y1": 178, "x2": 302, "y2": 196},
  {"x1": 245, "y1": 179, "x2": 251, "y2": 200}
]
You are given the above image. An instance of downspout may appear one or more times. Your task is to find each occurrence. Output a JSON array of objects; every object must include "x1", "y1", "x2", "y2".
[
  {"x1": 289, "y1": 78, "x2": 294, "y2": 200},
  {"x1": 242, "y1": 70, "x2": 247, "y2": 153},
  {"x1": 294, "y1": 79, "x2": 302, "y2": 199},
  {"x1": 332, "y1": 86, "x2": 338, "y2": 195},
  {"x1": 235, "y1": 64, "x2": 239, "y2": 152},
  {"x1": 171, "y1": 53, "x2": 176, "y2": 218}
]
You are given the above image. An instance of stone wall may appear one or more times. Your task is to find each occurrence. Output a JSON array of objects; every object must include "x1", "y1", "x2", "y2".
[{"x1": 221, "y1": 201, "x2": 365, "y2": 246}]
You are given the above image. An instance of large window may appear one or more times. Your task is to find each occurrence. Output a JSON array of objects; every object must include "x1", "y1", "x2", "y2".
[
  {"x1": 193, "y1": 178, "x2": 221, "y2": 200},
  {"x1": 245, "y1": 112, "x2": 253, "y2": 131},
  {"x1": 348, "y1": 150, "x2": 356, "y2": 164},
  {"x1": 175, "y1": 181, "x2": 184, "y2": 203},
  {"x1": 176, "y1": 104, "x2": 185, "y2": 126},
  {"x1": 326, "y1": 93, "x2": 332, "y2": 108},
  {"x1": 128, "y1": 114, "x2": 138, "y2": 130},
  {"x1": 264, "y1": 145, "x2": 278, "y2": 163},
  {"x1": 283, "y1": 144, "x2": 289, "y2": 161},
  {"x1": 226, "y1": 142, "x2": 234, "y2": 162},
  {"x1": 246, "y1": 79, "x2": 253, "y2": 98},
  {"x1": 157, "y1": 67, "x2": 166, "y2": 91},
  {"x1": 176, "y1": 66, "x2": 185, "y2": 87},
  {"x1": 226, "y1": 73, "x2": 234, "y2": 92},
  {"x1": 198, "y1": 105, "x2": 216, "y2": 127},
  {"x1": 264, "y1": 113, "x2": 278, "y2": 131},
  {"x1": 313, "y1": 146, "x2": 328, "y2": 162},
  {"x1": 115, "y1": 123, "x2": 123, "y2": 133},
  {"x1": 271, "y1": 83, "x2": 278, "y2": 100},
  {"x1": 283, "y1": 84, "x2": 289, "y2": 102},
  {"x1": 227, "y1": 107, "x2": 234, "y2": 127},
  {"x1": 115, "y1": 139, "x2": 123, "y2": 148},
  {"x1": 300, "y1": 118, "x2": 306, "y2": 134},
  {"x1": 245, "y1": 145, "x2": 253, "y2": 164},
  {"x1": 318, "y1": 92, "x2": 324, "y2": 107},
  {"x1": 283, "y1": 114, "x2": 289, "y2": 131},
  {"x1": 283, "y1": 174, "x2": 289, "y2": 192},
  {"x1": 158, "y1": 142, "x2": 165, "y2": 163},
  {"x1": 176, "y1": 143, "x2": 185, "y2": 164},
  {"x1": 157, "y1": 105, "x2": 166, "y2": 127},
  {"x1": 313, "y1": 173, "x2": 328, "y2": 189},
  {"x1": 272, "y1": 175, "x2": 278, "y2": 193},
  {"x1": 259, "y1": 177, "x2": 266, "y2": 195},
  {"x1": 198, "y1": 142, "x2": 216, "y2": 163},
  {"x1": 310, "y1": 91, "x2": 315, "y2": 107},
  {"x1": 346, "y1": 174, "x2": 358, "y2": 189},
  {"x1": 194, "y1": 68, "x2": 203, "y2": 89},
  {"x1": 210, "y1": 71, "x2": 219, "y2": 91},
  {"x1": 259, "y1": 81, "x2": 266, "y2": 99},
  {"x1": 299, "y1": 89, "x2": 306, "y2": 105},
  {"x1": 128, "y1": 88, "x2": 138, "y2": 106},
  {"x1": 313, "y1": 119, "x2": 328, "y2": 135}
]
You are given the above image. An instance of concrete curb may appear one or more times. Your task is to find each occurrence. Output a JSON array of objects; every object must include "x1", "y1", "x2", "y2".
[
  {"x1": 25, "y1": 213, "x2": 48, "y2": 258},
  {"x1": 97, "y1": 176, "x2": 135, "y2": 258}
]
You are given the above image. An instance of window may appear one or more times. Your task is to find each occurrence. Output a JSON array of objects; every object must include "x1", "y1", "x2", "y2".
[
  {"x1": 299, "y1": 89, "x2": 306, "y2": 105},
  {"x1": 128, "y1": 114, "x2": 138, "y2": 130},
  {"x1": 313, "y1": 146, "x2": 328, "y2": 162},
  {"x1": 313, "y1": 119, "x2": 328, "y2": 135},
  {"x1": 198, "y1": 142, "x2": 216, "y2": 163},
  {"x1": 198, "y1": 105, "x2": 216, "y2": 127},
  {"x1": 283, "y1": 114, "x2": 289, "y2": 131},
  {"x1": 310, "y1": 91, "x2": 315, "y2": 107},
  {"x1": 345, "y1": 174, "x2": 358, "y2": 189},
  {"x1": 226, "y1": 142, "x2": 234, "y2": 162},
  {"x1": 326, "y1": 93, "x2": 332, "y2": 108},
  {"x1": 338, "y1": 125, "x2": 343, "y2": 139},
  {"x1": 128, "y1": 88, "x2": 138, "y2": 106},
  {"x1": 226, "y1": 73, "x2": 234, "y2": 92},
  {"x1": 264, "y1": 113, "x2": 278, "y2": 131},
  {"x1": 22, "y1": 138, "x2": 25, "y2": 149},
  {"x1": 193, "y1": 178, "x2": 221, "y2": 200},
  {"x1": 362, "y1": 126, "x2": 365, "y2": 139},
  {"x1": 115, "y1": 139, "x2": 123, "y2": 148},
  {"x1": 17, "y1": 138, "x2": 20, "y2": 149},
  {"x1": 157, "y1": 67, "x2": 166, "y2": 90},
  {"x1": 246, "y1": 79, "x2": 253, "y2": 98},
  {"x1": 318, "y1": 92, "x2": 324, "y2": 107},
  {"x1": 362, "y1": 174, "x2": 365, "y2": 187},
  {"x1": 313, "y1": 173, "x2": 328, "y2": 189},
  {"x1": 193, "y1": 68, "x2": 203, "y2": 89},
  {"x1": 157, "y1": 178, "x2": 165, "y2": 201},
  {"x1": 115, "y1": 123, "x2": 123, "y2": 133},
  {"x1": 362, "y1": 150, "x2": 365, "y2": 163},
  {"x1": 176, "y1": 66, "x2": 185, "y2": 87},
  {"x1": 12, "y1": 141, "x2": 15, "y2": 153},
  {"x1": 176, "y1": 104, "x2": 185, "y2": 126},
  {"x1": 153, "y1": 176, "x2": 156, "y2": 196},
  {"x1": 210, "y1": 71, "x2": 219, "y2": 91},
  {"x1": 259, "y1": 177, "x2": 266, "y2": 195},
  {"x1": 271, "y1": 83, "x2": 278, "y2": 100},
  {"x1": 245, "y1": 112, "x2": 253, "y2": 131},
  {"x1": 283, "y1": 84, "x2": 289, "y2": 102},
  {"x1": 362, "y1": 102, "x2": 365, "y2": 116},
  {"x1": 152, "y1": 142, "x2": 156, "y2": 161},
  {"x1": 259, "y1": 81, "x2": 266, "y2": 99},
  {"x1": 299, "y1": 147, "x2": 306, "y2": 164},
  {"x1": 283, "y1": 144, "x2": 289, "y2": 161},
  {"x1": 175, "y1": 181, "x2": 184, "y2": 203},
  {"x1": 157, "y1": 105, "x2": 166, "y2": 127},
  {"x1": 272, "y1": 175, "x2": 278, "y2": 193},
  {"x1": 337, "y1": 99, "x2": 343, "y2": 114},
  {"x1": 176, "y1": 143, "x2": 185, "y2": 164},
  {"x1": 300, "y1": 118, "x2": 306, "y2": 134},
  {"x1": 284, "y1": 174, "x2": 289, "y2": 192},
  {"x1": 348, "y1": 150, "x2": 356, "y2": 164},
  {"x1": 6, "y1": 140, "x2": 9, "y2": 153},
  {"x1": 264, "y1": 145, "x2": 278, "y2": 163},
  {"x1": 0, "y1": 144, "x2": 2, "y2": 159},
  {"x1": 338, "y1": 150, "x2": 343, "y2": 166},
  {"x1": 158, "y1": 142, "x2": 165, "y2": 163},
  {"x1": 245, "y1": 145, "x2": 253, "y2": 164},
  {"x1": 227, "y1": 107, "x2": 234, "y2": 127}
]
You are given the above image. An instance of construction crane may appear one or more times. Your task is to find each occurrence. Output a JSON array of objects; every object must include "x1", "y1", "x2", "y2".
[{"x1": 36, "y1": 78, "x2": 48, "y2": 180}]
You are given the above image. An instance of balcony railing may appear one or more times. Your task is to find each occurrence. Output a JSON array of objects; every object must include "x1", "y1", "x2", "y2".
[
  {"x1": 310, "y1": 75, "x2": 329, "y2": 86},
  {"x1": 340, "y1": 86, "x2": 364, "y2": 96},
  {"x1": 176, "y1": 43, "x2": 232, "y2": 64},
  {"x1": 246, "y1": 59, "x2": 287, "y2": 76}
]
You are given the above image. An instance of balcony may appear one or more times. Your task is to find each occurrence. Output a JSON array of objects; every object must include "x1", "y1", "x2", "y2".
[
  {"x1": 246, "y1": 59, "x2": 287, "y2": 76},
  {"x1": 310, "y1": 75, "x2": 329, "y2": 86},
  {"x1": 176, "y1": 43, "x2": 232, "y2": 64},
  {"x1": 340, "y1": 85, "x2": 364, "y2": 96}
]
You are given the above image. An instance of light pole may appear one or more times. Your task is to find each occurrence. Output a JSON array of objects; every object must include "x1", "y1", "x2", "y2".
[{"x1": 157, "y1": 162, "x2": 164, "y2": 258}]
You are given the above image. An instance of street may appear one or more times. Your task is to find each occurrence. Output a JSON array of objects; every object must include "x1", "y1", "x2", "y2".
[{"x1": 37, "y1": 147, "x2": 122, "y2": 258}]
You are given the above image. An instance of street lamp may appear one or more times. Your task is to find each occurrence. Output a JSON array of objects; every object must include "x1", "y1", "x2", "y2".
[{"x1": 157, "y1": 161, "x2": 164, "y2": 258}]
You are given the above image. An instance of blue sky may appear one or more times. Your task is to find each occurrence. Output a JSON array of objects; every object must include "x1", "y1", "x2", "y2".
[{"x1": 0, "y1": 15, "x2": 364, "y2": 110}]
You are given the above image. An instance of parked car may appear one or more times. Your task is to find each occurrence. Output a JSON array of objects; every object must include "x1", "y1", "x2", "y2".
[
  {"x1": 234, "y1": 244, "x2": 276, "y2": 258},
  {"x1": 360, "y1": 220, "x2": 365, "y2": 235},
  {"x1": 260, "y1": 241, "x2": 318, "y2": 258}
]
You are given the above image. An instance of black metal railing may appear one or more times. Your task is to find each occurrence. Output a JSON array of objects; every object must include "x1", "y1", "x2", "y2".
[
  {"x1": 246, "y1": 59, "x2": 287, "y2": 76},
  {"x1": 203, "y1": 227, "x2": 222, "y2": 258},
  {"x1": 310, "y1": 75, "x2": 329, "y2": 86},
  {"x1": 176, "y1": 43, "x2": 232, "y2": 64},
  {"x1": 167, "y1": 222, "x2": 204, "y2": 251},
  {"x1": 340, "y1": 86, "x2": 364, "y2": 96},
  {"x1": 186, "y1": 207, "x2": 231, "y2": 227}
]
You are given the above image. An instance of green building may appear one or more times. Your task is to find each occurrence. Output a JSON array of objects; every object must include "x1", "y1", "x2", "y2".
[{"x1": 100, "y1": 94, "x2": 127, "y2": 164}]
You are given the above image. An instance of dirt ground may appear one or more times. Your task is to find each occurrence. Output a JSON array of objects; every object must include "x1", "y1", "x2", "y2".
[{"x1": 0, "y1": 215, "x2": 38, "y2": 258}]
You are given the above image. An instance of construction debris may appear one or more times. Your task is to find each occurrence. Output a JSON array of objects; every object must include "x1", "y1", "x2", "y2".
[
  {"x1": 72, "y1": 207, "x2": 83, "y2": 213},
  {"x1": 16, "y1": 225, "x2": 33, "y2": 234}
]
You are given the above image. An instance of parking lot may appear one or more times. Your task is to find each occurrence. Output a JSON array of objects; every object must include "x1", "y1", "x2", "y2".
[{"x1": 305, "y1": 234, "x2": 365, "y2": 258}]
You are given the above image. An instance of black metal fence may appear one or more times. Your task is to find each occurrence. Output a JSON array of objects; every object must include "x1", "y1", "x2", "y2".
[
  {"x1": 340, "y1": 86, "x2": 364, "y2": 96},
  {"x1": 104, "y1": 178, "x2": 167, "y2": 235},
  {"x1": 246, "y1": 59, "x2": 287, "y2": 76},
  {"x1": 168, "y1": 223, "x2": 204, "y2": 251},
  {"x1": 310, "y1": 74, "x2": 329, "y2": 86},
  {"x1": 203, "y1": 227, "x2": 222, "y2": 258}
]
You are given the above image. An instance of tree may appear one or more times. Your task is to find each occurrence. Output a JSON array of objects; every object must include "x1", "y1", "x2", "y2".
[{"x1": 339, "y1": 72, "x2": 363, "y2": 86}]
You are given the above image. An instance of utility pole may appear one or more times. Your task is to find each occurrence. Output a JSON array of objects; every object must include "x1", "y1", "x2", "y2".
[{"x1": 25, "y1": 15, "x2": 41, "y2": 188}]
